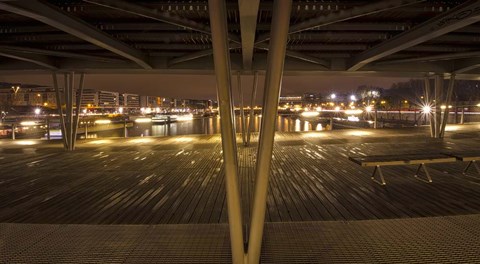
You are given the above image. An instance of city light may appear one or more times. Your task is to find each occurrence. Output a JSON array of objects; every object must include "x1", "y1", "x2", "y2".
[
  {"x1": 440, "y1": 105, "x2": 446, "y2": 109},
  {"x1": 345, "y1": 109, "x2": 363, "y2": 115},
  {"x1": 334, "y1": 106, "x2": 340, "y2": 111},
  {"x1": 422, "y1": 105, "x2": 432, "y2": 113},
  {"x1": 330, "y1": 93, "x2": 336, "y2": 99},
  {"x1": 301, "y1": 111, "x2": 320, "y2": 117},
  {"x1": 95, "y1": 119, "x2": 111, "y2": 124},
  {"x1": 82, "y1": 109, "x2": 87, "y2": 114},
  {"x1": 316, "y1": 107, "x2": 322, "y2": 112},
  {"x1": 118, "y1": 107, "x2": 124, "y2": 114},
  {"x1": 34, "y1": 108, "x2": 41, "y2": 115},
  {"x1": 20, "y1": 121, "x2": 36, "y2": 126},
  {"x1": 365, "y1": 106, "x2": 373, "y2": 112},
  {"x1": 135, "y1": 117, "x2": 152, "y2": 123},
  {"x1": 350, "y1": 95, "x2": 356, "y2": 101},
  {"x1": 176, "y1": 113, "x2": 194, "y2": 121}
]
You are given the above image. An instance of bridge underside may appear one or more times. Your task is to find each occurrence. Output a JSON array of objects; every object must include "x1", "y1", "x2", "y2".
[{"x1": 0, "y1": 1, "x2": 480, "y2": 78}]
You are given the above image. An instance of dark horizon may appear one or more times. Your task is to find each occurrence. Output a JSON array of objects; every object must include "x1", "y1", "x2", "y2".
[{"x1": 0, "y1": 74, "x2": 409, "y2": 102}]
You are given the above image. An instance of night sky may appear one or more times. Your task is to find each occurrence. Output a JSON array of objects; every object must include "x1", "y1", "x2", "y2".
[{"x1": 0, "y1": 74, "x2": 409, "y2": 103}]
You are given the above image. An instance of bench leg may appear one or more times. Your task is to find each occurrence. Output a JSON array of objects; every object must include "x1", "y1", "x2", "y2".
[
  {"x1": 414, "y1": 163, "x2": 433, "y2": 183},
  {"x1": 371, "y1": 165, "x2": 386, "y2": 186},
  {"x1": 463, "y1": 160, "x2": 480, "y2": 175}
]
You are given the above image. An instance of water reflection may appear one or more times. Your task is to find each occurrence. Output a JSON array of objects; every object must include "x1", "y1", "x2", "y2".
[{"x1": 103, "y1": 115, "x2": 328, "y2": 138}]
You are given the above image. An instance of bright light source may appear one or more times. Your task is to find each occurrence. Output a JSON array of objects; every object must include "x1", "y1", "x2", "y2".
[
  {"x1": 155, "y1": 107, "x2": 160, "y2": 113},
  {"x1": 440, "y1": 105, "x2": 446, "y2": 109},
  {"x1": 347, "y1": 116, "x2": 360, "y2": 122},
  {"x1": 34, "y1": 108, "x2": 41, "y2": 115},
  {"x1": 330, "y1": 93, "x2": 336, "y2": 99},
  {"x1": 145, "y1": 108, "x2": 152, "y2": 114},
  {"x1": 350, "y1": 95, "x2": 357, "y2": 101},
  {"x1": 316, "y1": 107, "x2": 322, "y2": 112},
  {"x1": 177, "y1": 114, "x2": 194, "y2": 121},
  {"x1": 302, "y1": 132, "x2": 325, "y2": 138},
  {"x1": 334, "y1": 106, "x2": 340, "y2": 111},
  {"x1": 365, "y1": 106, "x2": 373, "y2": 112},
  {"x1": 345, "y1": 109, "x2": 363, "y2": 115},
  {"x1": 477, "y1": 103, "x2": 480, "y2": 107},
  {"x1": 422, "y1": 105, "x2": 432, "y2": 113},
  {"x1": 95, "y1": 119, "x2": 111, "y2": 124},
  {"x1": 301, "y1": 111, "x2": 320, "y2": 117},
  {"x1": 82, "y1": 109, "x2": 87, "y2": 114},
  {"x1": 135, "y1": 117, "x2": 152, "y2": 123},
  {"x1": 140, "y1": 107, "x2": 145, "y2": 113},
  {"x1": 118, "y1": 107, "x2": 124, "y2": 114},
  {"x1": 20, "y1": 121, "x2": 36, "y2": 126}
]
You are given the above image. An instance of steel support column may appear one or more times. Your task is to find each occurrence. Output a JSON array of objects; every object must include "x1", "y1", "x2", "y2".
[
  {"x1": 237, "y1": 72, "x2": 247, "y2": 145},
  {"x1": 440, "y1": 74, "x2": 455, "y2": 138},
  {"x1": 246, "y1": 71, "x2": 259, "y2": 146},
  {"x1": 434, "y1": 75, "x2": 443, "y2": 138},
  {"x1": 248, "y1": 1, "x2": 292, "y2": 263},
  {"x1": 208, "y1": 1, "x2": 244, "y2": 263},
  {"x1": 72, "y1": 73, "x2": 85, "y2": 150},
  {"x1": 52, "y1": 72, "x2": 67, "y2": 149}
]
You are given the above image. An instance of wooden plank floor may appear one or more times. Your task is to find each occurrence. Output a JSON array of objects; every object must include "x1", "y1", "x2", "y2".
[{"x1": 1, "y1": 127, "x2": 480, "y2": 224}]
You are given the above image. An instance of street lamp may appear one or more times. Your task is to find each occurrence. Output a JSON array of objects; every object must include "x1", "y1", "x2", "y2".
[
  {"x1": 330, "y1": 93, "x2": 336, "y2": 99},
  {"x1": 34, "y1": 108, "x2": 41, "y2": 115},
  {"x1": 350, "y1": 95, "x2": 357, "y2": 101}
]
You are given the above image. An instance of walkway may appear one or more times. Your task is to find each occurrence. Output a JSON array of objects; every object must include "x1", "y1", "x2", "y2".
[{"x1": 1, "y1": 125, "x2": 480, "y2": 262}]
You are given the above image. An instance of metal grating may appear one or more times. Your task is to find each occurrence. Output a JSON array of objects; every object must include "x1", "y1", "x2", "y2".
[{"x1": 2, "y1": 214, "x2": 480, "y2": 263}]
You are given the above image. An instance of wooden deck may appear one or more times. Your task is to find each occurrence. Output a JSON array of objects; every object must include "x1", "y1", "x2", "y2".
[{"x1": 1, "y1": 127, "x2": 480, "y2": 225}]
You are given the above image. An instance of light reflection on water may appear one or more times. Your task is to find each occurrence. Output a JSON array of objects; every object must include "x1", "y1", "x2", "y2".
[{"x1": 98, "y1": 115, "x2": 328, "y2": 138}]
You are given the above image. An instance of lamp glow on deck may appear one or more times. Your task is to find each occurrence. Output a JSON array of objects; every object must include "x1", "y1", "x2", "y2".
[
  {"x1": 16, "y1": 140, "x2": 38, "y2": 145},
  {"x1": 20, "y1": 121, "x2": 36, "y2": 126},
  {"x1": 94, "y1": 119, "x2": 111, "y2": 124},
  {"x1": 302, "y1": 132, "x2": 325, "y2": 138},
  {"x1": 88, "y1": 139, "x2": 112, "y2": 144},
  {"x1": 301, "y1": 111, "x2": 319, "y2": 117},
  {"x1": 135, "y1": 117, "x2": 152, "y2": 123},
  {"x1": 422, "y1": 105, "x2": 432, "y2": 113},
  {"x1": 174, "y1": 137, "x2": 194, "y2": 142},
  {"x1": 176, "y1": 114, "x2": 194, "y2": 121},
  {"x1": 348, "y1": 131, "x2": 371, "y2": 136},
  {"x1": 129, "y1": 138, "x2": 153, "y2": 144},
  {"x1": 344, "y1": 109, "x2": 363, "y2": 115}
]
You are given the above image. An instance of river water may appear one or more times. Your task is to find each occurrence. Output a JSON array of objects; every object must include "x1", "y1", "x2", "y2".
[{"x1": 96, "y1": 115, "x2": 328, "y2": 138}]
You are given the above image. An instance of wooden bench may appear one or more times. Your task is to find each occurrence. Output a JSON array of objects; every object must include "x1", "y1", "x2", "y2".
[
  {"x1": 349, "y1": 154, "x2": 457, "y2": 186},
  {"x1": 444, "y1": 152, "x2": 480, "y2": 175}
]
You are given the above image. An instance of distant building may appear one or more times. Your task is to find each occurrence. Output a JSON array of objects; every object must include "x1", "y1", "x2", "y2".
[
  {"x1": 302, "y1": 92, "x2": 322, "y2": 105},
  {"x1": 98, "y1": 90, "x2": 119, "y2": 108},
  {"x1": 279, "y1": 96, "x2": 302, "y2": 105},
  {"x1": 79, "y1": 89, "x2": 98, "y2": 108},
  {"x1": 120, "y1": 93, "x2": 140, "y2": 108}
]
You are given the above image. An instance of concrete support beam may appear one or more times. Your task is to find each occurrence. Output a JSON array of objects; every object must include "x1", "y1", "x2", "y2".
[
  {"x1": 440, "y1": 74, "x2": 455, "y2": 138},
  {"x1": 85, "y1": 0, "x2": 240, "y2": 44},
  {"x1": 247, "y1": 71, "x2": 259, "y2": 146},
  {"x1": 255, "y1": 0, "x2": 423, "y2": 44},
  {"x1": 52, "y1": 72, "x2": 67, "y2": 149},
  {"x1": 208, "y1": 1, "x2": 245, "y2": 263},
  {"x1": 238, "y1": 0, "x2": 260, "y2": 69},
  {"x1": 248, "y1": 1, "x2": 292, "y2": 263},
  {"x1": 0, "y1": 0, "x2": 151, "y2": 69},
  {"x1": 349, "y1": 0, "x2": 480, "y2": 71},
  {"x1": 0, "y1": 50, "x2": 57, "y2": 70}
]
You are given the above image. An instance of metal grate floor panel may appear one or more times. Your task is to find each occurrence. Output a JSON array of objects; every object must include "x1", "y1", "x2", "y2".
[{"x1": 2, "y1": 214, "x2": 480, "y2": 263}]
